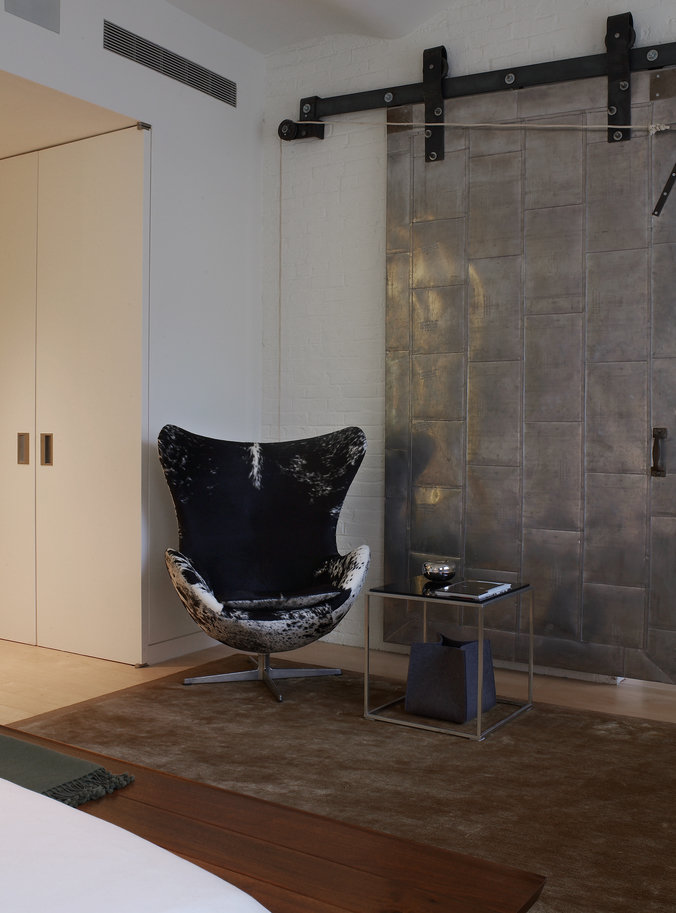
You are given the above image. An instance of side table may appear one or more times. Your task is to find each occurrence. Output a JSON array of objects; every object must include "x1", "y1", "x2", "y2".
[{"x1": 364, "y1": 578, "x2": 534, "y2": 741}]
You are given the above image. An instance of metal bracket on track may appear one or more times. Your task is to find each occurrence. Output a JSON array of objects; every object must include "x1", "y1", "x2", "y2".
[
  {"x1": 423, "y1": 46, "x2": 448, "y2": 162},
  {"x1": 278, "y1": 45, "x2": 448, "y2": 157},
  {"x1": 606, "y1": 12, "x2": 635, "y2": 142}
]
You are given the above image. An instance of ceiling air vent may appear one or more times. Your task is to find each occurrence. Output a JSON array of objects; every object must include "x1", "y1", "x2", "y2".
[{"x1": 103, "y1": 20, "x2": 236, "y2": 107}]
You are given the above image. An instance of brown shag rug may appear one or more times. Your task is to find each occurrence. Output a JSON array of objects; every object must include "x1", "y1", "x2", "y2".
[{"x1": 12, "y1": 655, "x2": 676, "y2": 913}]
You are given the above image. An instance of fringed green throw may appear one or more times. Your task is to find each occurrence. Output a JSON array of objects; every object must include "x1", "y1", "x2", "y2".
[{"x1": 0, "y1": 733, "x2": 133, "y2": 807}]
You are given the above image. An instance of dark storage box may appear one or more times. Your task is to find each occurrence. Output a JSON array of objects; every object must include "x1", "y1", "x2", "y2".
[{"x1": 405, "y1": 635, "x2": 496, "y2": 724}]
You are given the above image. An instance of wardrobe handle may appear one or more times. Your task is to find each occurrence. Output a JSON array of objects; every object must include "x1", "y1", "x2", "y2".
[
  {"x1": 40, "y1": 433, "x2": 54, "y2": 466},
  {"x1": 17, "y1": 433, "x2": 30, "y2": 465}
]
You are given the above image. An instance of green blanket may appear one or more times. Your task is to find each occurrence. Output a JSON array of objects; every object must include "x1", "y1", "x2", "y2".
[{"x1": 0, "y1": 732, "x2": 133, "y2": 806}]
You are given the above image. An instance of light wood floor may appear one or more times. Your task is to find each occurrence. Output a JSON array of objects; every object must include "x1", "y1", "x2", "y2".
[{"x1": 1, "y1": 637, "x2": 675, "y2": 726}]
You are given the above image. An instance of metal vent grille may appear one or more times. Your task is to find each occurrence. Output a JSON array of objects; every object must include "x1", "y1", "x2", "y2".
[{"x1": 103, "y1": 20, "x2": 236, "y2": 107}]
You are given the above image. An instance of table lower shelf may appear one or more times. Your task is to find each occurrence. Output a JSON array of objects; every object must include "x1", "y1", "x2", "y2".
[{"x1": 365, "y1": 695, "x2": 533, "y2": 741}]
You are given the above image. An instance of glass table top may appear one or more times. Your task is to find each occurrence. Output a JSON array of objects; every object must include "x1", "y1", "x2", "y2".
[{"x1": 369, "y1": 576, "x2": 530, "y2": 602}]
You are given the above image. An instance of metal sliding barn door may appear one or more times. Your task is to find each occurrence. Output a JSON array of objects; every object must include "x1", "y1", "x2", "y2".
[{"x1": 384, "y1": 73, "x2": 676, "y2": 683}]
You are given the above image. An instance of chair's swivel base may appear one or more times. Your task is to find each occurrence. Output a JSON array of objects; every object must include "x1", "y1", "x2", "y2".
[{"x1": 183, "y1": 654, "x2": 341, "y2": 702}]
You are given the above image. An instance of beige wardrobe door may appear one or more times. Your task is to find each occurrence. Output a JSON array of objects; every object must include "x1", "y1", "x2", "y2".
[
  {"x1": 35, "y1": 128, "x2": 145, "y2": 663},
  {"x1": 0, "y1": 154, "x2": 38, "y2": 645}
]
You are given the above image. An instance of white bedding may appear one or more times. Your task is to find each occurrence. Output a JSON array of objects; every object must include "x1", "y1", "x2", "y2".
[{"x1": 0, "y1": 777, "x2": 270, "y2": 913}]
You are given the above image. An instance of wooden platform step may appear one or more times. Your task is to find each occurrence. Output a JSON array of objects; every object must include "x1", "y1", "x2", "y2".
[{"x1": 3, "y1": 726, "x2": 545, "y2": 913}]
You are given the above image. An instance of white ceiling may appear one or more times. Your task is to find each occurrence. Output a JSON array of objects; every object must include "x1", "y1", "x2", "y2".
[{"x1": 166, "y1": 0, "x2": 451, "y2": 54}]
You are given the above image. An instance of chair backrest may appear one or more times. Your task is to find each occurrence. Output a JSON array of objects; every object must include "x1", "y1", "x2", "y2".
[{"x1": 158, "y1": 425, "x2": 367, "y2": 599}]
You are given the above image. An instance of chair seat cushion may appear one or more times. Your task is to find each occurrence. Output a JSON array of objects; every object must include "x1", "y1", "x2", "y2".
[{"x1": 223, "y1": 586, "x2": 342, "y2": 612}]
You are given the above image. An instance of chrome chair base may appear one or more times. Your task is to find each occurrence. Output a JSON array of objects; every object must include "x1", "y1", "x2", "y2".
[{"x1": 183, "y1": 653, "x2": 341, "y2": 702}]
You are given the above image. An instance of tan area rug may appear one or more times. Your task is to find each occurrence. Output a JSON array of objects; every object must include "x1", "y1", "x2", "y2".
[{"x1": 12, "y1": 655, "x2": 676, "y2": 913}]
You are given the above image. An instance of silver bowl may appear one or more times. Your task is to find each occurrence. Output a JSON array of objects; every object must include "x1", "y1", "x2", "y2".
[{"x1": 422, "y1": 560, "x2": 455, "y2": 582}]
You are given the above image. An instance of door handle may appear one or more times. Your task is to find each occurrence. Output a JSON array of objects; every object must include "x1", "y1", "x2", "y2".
[
  {"x1": 40, "y1": 433, "x2": 54, "y2": 466},
  {"x1": 651, "y1": 427, "x2": 667, "y2": 477},
  {"x1": 17, "y1": 433, "x2": 30, "y2": 465}
]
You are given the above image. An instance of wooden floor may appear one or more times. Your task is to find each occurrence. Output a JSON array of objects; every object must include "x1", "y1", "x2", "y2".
[{"x1": 2, "y1": 724, "x2": 546, "y2": 913}]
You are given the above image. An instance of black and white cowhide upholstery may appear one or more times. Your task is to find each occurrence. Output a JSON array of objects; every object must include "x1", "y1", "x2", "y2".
[{"x1": 158, "y1": 425, "x2": 370, "y2": 655}]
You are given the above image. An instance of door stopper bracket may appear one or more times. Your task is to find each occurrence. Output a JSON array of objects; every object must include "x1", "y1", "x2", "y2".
[{"x1": 278, "y1": 93, "x2": 326, "y2": 141}]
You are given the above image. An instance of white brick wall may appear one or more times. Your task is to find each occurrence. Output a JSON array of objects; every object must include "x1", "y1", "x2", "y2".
[{"x1": 262, "y1": 0, "x2": 676, "y2": 646}]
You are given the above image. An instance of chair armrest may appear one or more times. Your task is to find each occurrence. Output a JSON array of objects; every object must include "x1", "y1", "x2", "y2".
[
  {"x1": 315, "y1": 544, "x2": 370, "y2": 596},
  {"x1": 165, "y1": 549, "x2": 224, "y2": 619}
]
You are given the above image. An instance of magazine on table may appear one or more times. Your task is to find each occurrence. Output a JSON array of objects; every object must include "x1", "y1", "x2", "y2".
[{"x1": 427, "y1": 579, "x2": 512, "y2": 601}]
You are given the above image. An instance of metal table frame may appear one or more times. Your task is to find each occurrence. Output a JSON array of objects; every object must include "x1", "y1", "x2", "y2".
[{"x1": 364, "y1": 580, "x2": 534, "y2": 741}]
